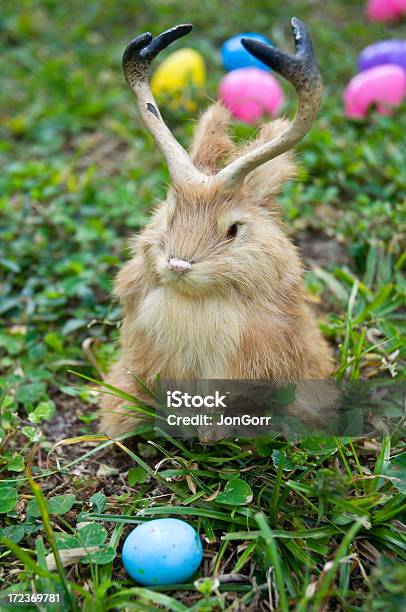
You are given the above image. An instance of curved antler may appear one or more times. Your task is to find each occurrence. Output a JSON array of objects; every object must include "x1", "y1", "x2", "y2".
[
  {"x1": 123, "y1": 19, "x2": 322, "y2": 191},
  {"x1": 122, "y1": 24, "x2": 207, "y2": 185},
  {"x1": 214, "y1": 17, "x2": 323, "y2": 189}
]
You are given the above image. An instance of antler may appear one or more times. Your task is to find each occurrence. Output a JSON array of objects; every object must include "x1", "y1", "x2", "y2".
[
  {"x1": 123, "y1": 18, "x2": 322, "y2": 190},
  {"x1": 122, "y1": 24, "x2": 207, "y2": 185},
  {"x1": 214, "y1": 17, "x2": 323, "y2": 189}
]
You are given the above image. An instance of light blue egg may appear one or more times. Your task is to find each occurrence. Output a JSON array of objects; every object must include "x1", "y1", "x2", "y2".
[
  {"x1": 220, "y1": 32, "x2": 273, "y2": 72},
  {"x1": 122, "y1": 518, "x2": 203, "y2": 586}
]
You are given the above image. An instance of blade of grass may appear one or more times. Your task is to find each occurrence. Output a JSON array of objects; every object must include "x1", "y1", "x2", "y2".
[
  {"x1": 312, "y1": 521, "x2": 363, "y2": 608},
  {"x1": 111, "y1": 438, "x2": 189, "y2": 499},
  {"x1": 223, "y1": 526, "x2": 337, "y2": 540},
  {"x1": 26, "y1": 462, "x2": 79, "y2": 612},
  {"x1": 269, "y1": 451, "x2": 284, "y2": 525},
  {"x1": 371, "y1": 437, "x2": 391, "y2": 491},
  {"x1": 107, "y1": 587, "x2": 187, "y2": 611},
  {"x1": 255, "y1": 512, "x2": 289, "y2": 612},
  {"x1": 2, "y1": 427, "x2": 152, "y2": 484},
  {"x1": 69, "y1": 370, "x2": 156, "y2": 417},
  {"x1": 36, "y1": 536, "x2": 60, "y2": 609},
  {"x1": 232, "y1": 541, "x2": 256, "y2": 573},
  {"x1": 87, "y1": 506, "x2": 256, "y2": 527},
  {"x1": 0, "y1": 537, "x2": 50, "y2": 577}
]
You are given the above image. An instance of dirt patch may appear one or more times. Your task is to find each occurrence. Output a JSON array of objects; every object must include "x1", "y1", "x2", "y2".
[
  {"x1": 296, "y1": 231, "x2": 350, "y2": 268},
  {"x1": 44, "y1": 391, "x2": 85, "y2": 443},
  {"x1": 42, "y1": 391, "x2": 133, "y2": 498}
]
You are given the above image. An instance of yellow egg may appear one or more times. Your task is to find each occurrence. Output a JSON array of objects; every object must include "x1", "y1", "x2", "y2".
[{"x1": 151, "y1": 48, "x2": 206, "y2": 105}]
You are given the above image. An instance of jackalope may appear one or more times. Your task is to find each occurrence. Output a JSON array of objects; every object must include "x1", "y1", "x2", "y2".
[{"x1": 99, "y1": 18, "x2": 334, "y2": 440}]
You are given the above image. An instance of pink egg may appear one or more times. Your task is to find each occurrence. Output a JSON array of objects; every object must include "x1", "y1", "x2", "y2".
[
  {"x1": 394, "y1": 0, "x2": 406, "y2": 11},
  {"x1": 366, "y1": 0, "x2": 406, "y2": 22},
  {"x1": 343, "y1": 64, "x2": 406, "y2": 119},
  {"x1": 219, "y1": 67, "x2": 284, "y2": 124}
]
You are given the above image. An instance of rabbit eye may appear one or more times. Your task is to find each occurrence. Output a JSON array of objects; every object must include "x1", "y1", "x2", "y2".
[{"x1": 226, "y1": 223, "x2": 239, "y2": 239}]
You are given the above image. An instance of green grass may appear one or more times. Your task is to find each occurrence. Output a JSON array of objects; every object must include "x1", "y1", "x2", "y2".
[{"x1": 0, "y1": 0, "x2": 405, "y2": 609}]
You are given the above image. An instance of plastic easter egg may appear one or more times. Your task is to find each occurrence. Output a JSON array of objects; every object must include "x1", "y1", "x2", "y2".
[
  {"x1": 122, "y1": 518, "x2": 203, "y2": 586},
  {"x1": 358, "y1": 40, "x2": 406, "y2": 73},
  {"x1": 343, "y1": 64, "x2": 406, "y2": 119},
  {"x1": 220, "y1": 32, "x2": 273, "y2": 72},
  {"x1": 219, "y1": 67, "x2": 284, "y2": 124},
  {"x1": 366, "y1": 0, "x2": 406, "y2": 23},
  {"x1": 151, "y1": 48, "x2": 206, "y2": 101}
]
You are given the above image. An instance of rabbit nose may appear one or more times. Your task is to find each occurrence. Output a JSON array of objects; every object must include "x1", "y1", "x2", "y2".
[{"x1": 168, "y1": 257, "x2": 192, "y2": 273}]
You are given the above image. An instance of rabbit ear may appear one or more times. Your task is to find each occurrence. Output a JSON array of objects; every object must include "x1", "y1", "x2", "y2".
[
  {"x1": 190, "y1": 102, "x2": 235, "y2": 174},
  {"x1": 239, "y1": 119, "x2": 298, "y2": 202}
]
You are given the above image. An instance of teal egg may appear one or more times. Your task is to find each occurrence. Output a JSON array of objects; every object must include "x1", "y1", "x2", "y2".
[{"x1": 122, "y1": 518, "x2": 203, "y2": 585}]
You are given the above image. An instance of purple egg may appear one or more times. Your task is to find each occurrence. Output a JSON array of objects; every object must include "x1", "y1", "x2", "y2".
[{"x1": 358, "y1": 40, "x2": 406, "y2": 73}]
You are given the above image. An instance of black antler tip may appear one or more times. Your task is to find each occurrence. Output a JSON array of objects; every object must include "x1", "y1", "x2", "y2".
[
  {"x1": 139, "y1": 23, "x2": 194, "y2": 60},
  {"x1": 290, "y1": 17, "x2": 306, "y2": 40},
  {"x1": 290, "y1": 18, "x2": 315, "y2": 60},
  {"x1": 240, "y1": 37, "x2": 281, "y2": 72},
  {"x1": 240, "y1": 37, "x2": 261, "y2": 52},
  {"x1": 178, "y1": 23, "x2": 193, "y2": 33},
  {"x1": 122, "y1": 32, "x2": 153, "y2": 67}
]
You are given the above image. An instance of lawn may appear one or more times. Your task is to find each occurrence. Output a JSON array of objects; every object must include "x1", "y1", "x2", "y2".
[{"x1": 0, "y1": 0, "x2": 405, "y2": 610}]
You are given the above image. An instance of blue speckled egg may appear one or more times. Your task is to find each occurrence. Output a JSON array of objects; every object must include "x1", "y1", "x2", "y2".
[
  {"x1": 220, "y1": 32, "x2": 273, "y2": 72},
  {"x1": 122, "y1": 518, "x2": 203, "y2": 585}
]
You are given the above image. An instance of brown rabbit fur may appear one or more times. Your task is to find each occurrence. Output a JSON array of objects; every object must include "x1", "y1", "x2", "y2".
[{"x1": 99, "y1": 102, "x2": 333, "y2": 437}]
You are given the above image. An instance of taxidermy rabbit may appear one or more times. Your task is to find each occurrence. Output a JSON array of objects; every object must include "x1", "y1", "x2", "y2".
[{"x1": 99, "y1": 18, "x2": 334, "y2": 440}]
